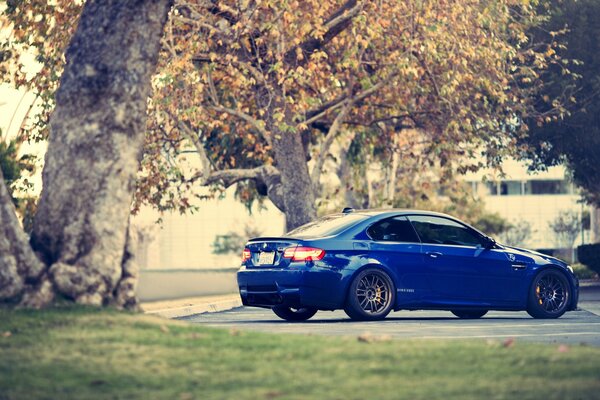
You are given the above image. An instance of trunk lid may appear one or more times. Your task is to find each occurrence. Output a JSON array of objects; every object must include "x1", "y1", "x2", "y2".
[{"x1": 244, "y1": 237, "x2": 301, "y2": 268}]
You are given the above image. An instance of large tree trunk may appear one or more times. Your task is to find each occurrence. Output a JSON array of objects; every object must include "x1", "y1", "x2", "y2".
[
  {"x1": 0, "y1": 168, "x2": 46, "y2": 300},
  {"x1": 270, "y1": 127, "x2": 317, "y2": 231},
  {"x1": 0, "y1": 0, "x2": 172, "y2": 308}
]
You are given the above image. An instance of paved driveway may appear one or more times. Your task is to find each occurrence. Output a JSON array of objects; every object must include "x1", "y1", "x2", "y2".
[{"x1": 184, "y1": 284, "x2": 600, "y2": 346}]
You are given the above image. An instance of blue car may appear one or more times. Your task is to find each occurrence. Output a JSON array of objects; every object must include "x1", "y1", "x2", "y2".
[{"x1": 237, "y1": 209, "x2": 579, "y2": 321}]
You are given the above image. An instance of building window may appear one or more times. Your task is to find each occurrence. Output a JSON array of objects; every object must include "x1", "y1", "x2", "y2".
[
  {"x1": 484, "y1": 179, "x2": 572, "y2": 196},
  {"x1": 526, "y1": 180, "x2": 571, "y2": 195},
  {"x1": 487, "y1": 182, "x2": 498, "y2": 195},
  {"x1": 500, "y1": 181, "x2": 522, "y2": 195}
]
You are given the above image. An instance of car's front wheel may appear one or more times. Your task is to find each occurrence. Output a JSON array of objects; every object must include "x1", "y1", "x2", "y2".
[
  {"x1": 451, "y1": 309, "x2": 488, "y2": 319},
  {"x1": 344, "y1": 268, "x2": 395, "y2": 321},
  {"x1": 527, "y1": 269, "x2": 571, "y2": 319},
  {"x1": 272, "y1": 306, "x2": 317, "y2": 321}
]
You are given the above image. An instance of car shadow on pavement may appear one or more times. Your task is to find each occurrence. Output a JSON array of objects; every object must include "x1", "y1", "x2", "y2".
[{"x1": 231, "y1": 316, "x2": 535, "y2": 324}]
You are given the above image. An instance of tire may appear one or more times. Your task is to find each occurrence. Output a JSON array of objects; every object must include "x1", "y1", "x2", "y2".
[
  {"x1": 272, "y1": 306, "x2": 317, "y2": 322},
  {"x1": 527, "y1": 269, "x2": 571, "y2": 319},
  {"x1": 344, "y1": 268, "x2": 395, "y2": 321},
  {"x1": 451, "y1": 310, "x2": 488, "y2": 319}
]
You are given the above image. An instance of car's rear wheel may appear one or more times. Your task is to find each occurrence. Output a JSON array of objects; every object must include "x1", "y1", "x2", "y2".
[
  {"x1": 272, "y1": 306, "x2": 317, "y2": 321},
  {"x1": 527, "y1": 269, "x2": 571, "y2": 319},
  {"x1": 344, "y1": 268, "x2": 395, "y2": 321},
  {"x1": 451, "y1": 309, "x2": 488, "y2": 319}
]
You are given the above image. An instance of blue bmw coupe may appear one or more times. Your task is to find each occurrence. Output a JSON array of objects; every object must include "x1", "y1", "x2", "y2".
[{"x1": 237, "y1": 209, "x2": 579, "y2": 321}]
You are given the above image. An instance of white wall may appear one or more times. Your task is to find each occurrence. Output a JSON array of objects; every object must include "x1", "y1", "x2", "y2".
[
  {"x1": 133, "y1": 190, "x2": 285, "y2": 269},
  {"x1": 465, "y1": 158, "x2": 590, "y2": 249},
  {"x1": 484, "y1": 194, "x2": 587, "y2": 249}
]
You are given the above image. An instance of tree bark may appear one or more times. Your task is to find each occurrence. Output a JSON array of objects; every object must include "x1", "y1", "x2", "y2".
[
  {"x1": 0, "y1": 0, "x2": 173, "y2": 308},
  {"x1": 0, "y1": 168, "x2": 45, "y2": 300},
  {"x1": 270, "y1": 125, "x2": 317, "y2": 231}
]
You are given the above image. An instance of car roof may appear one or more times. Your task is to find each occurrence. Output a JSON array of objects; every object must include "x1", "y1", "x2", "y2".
[{"x1": 349, "y1": 208, "x2": 457, "y2": 219}]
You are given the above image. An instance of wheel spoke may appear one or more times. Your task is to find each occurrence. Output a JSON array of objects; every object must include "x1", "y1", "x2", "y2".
[
  {"x1": 354, "y1": 272, "x2": 393, "y2": 314},
  {"x1": 359, "y1": 297, "x2": 369, "y2": 308}
]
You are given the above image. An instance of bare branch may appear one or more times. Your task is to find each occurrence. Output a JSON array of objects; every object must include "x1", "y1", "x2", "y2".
[
  {"x1": 177, "y1": 120, "x2": 212, "y2": 180},
  {"x1": 311, "y1": 100, "x2": 353, "y2": 185},
  {"x1": 188, "y1": 164, "x2": 286, "y2": 212},
  {"x1": 300, "y1": 73, "x2": 397, "y2": 126},
  {"x1": 200, "y1": 167, "x2": 263, "y2": 186}
]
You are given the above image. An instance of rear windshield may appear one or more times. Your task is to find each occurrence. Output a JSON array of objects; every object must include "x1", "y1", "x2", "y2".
[{"x1": 286, "y1": 213, "x2": 367, "y2": 238}]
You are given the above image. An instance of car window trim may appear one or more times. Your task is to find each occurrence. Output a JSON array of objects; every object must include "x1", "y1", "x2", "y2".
[
  {"x1": 406, "y1": 214, "x2": 487, "y2": 247},
  {"x1": 365, "y1": 215, "x2": 422, "y2": 244}
]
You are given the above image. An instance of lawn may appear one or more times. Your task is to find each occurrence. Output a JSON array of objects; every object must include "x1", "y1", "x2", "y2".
[{"x1": 0, "y1": 306, "x2": 599, "y2": 400}]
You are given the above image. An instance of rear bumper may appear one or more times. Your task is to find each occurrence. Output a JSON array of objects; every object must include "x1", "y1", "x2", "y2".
[{"x1": 237, "y1": 266, "x2": 346, "y2": 310}]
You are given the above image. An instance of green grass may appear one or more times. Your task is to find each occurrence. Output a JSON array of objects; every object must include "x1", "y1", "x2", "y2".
[{"x1": 1, "y1": 306, "x2": 599, "y2": 400}]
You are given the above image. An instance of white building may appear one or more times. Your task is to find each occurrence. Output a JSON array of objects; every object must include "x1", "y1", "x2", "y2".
[{"x1": 464, "y1": 159, "x2": 591, "y2": 250}]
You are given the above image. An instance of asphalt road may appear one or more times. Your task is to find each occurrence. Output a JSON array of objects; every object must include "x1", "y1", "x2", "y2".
[{"x1": 185, "y1": 285, "x2": 600, "y2": 346}]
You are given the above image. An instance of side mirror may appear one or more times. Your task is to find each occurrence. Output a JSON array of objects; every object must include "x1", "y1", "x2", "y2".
[{"x1": 483, "y1": 236, "x2": 496, "y2": 249}]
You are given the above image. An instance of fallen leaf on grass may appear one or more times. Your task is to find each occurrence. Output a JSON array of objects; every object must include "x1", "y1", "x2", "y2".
[
  {"x1": 265, "y1": 390, "x2": 283, "y2": 399},
  {"x1": 160, "y1": 325, "x2": 170, "y2": 334},
  {"x1": 503, "y1": 337, "x2": 515, "y2": 348},
  {"x1": 230, "y1": 328, "x2": 241, "y2": 336},
  {"x1": 557, "y1": 344, "x2": 570, "y2": 353},
  {"x1": 189, "y1": 333, "x2": 207, "y2": 340},
  {"x1": 357, "y1": 332, "x2": 392, "y2": 343},
  {"x1": 2, "y1": 331, "x2": 11, "y2": 338}
]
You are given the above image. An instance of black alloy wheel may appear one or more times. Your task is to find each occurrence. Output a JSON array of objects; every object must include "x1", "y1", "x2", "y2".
[
  {"x1": 451, "y1": 309, "x2": 488, "y2": 319},
  {"x1": 272, "y1": 305, "x2": 318, "y2": 321},
  {"x1": 527, "y1": 269, "x2": 571, "y2": 319},
  {"x1": 344, "y1": 268, "x2": 395, "y2": 321}
]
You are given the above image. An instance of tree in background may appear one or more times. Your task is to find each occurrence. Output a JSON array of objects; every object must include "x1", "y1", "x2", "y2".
[
  {"x1": 523, "y1": 0, "x2": 600, "y2": 204},
  {"x1": 500, "y1": 220, "x2": 533, "y2": 247},
  {"x1": 0, "y1": 0, "x2": 173, "y2": 308},
  {"x1": 212, "y1": 224, "x2": 263, "y2": 256},
  {"x1": 3, "y1": 0, "x2": 567, "y2": 230},
  {"x1": 549, "y1": 210, "x2": 580, "y2": 260}
]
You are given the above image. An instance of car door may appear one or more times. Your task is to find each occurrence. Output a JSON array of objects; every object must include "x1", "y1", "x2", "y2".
[
  {"x1": 407, "y1": 215, "x2": 525, "y2": 307},
  {"x1": 366, "y1": 216, "x2": 428, "y2": 305}
]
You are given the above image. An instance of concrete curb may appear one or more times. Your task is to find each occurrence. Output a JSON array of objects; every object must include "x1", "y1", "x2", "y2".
[
  {"x1": 144, "y1": 296, "x2": 242, "y2": 319},
  {"x1": 579, "y1": 279, "x2": 600, "y2": 288}
]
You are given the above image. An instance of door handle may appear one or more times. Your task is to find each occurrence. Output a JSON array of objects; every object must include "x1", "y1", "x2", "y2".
[{"x1": 426, "y1": 252, "x2": 443, "y2": 259}]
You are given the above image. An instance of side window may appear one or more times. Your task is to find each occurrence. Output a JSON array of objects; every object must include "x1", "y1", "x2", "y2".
[
  {"x1": 367, "y1": 216, "x2": 420, "y2": 243},
  {"x1": 408, "y1": 216, "x2": 485, "y2": 247}
]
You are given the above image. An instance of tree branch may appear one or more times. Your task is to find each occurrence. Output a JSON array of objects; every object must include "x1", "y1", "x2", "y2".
[
  {"x1": 188, "y1": 164, "x2": 286, "y2": 212},
  {"x1": 208, "y1": 104, "x2": 271, "y2": 145},
  {"x1": 300, "y1": 73, "x2": 397, "y2": 126},
  {"x1": 284, "y1": 0, "x2": 362, "y2": 64},
  {"x1": 176, "y1": 119, "x2": 212, "y2": 180},
  {"x1": 311, "y1": 100, "x2": 353, "y2": 186},
  {"x1": 192, "y1": 54, "x2": 269, "y2": 87}
]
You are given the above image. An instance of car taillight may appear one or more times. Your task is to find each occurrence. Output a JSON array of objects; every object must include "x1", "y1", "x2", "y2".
[
  {"x1": 242, "y1": 248, "x2": 251, "y2": 262},
  {"x1": 283, "y1": 246, "x2": 325, "y2": 261}
]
